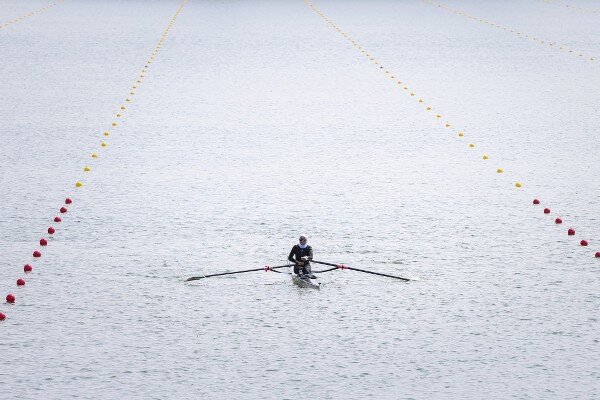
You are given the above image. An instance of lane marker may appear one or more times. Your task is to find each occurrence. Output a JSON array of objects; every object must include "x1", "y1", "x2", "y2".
[
  {"x1": 1, "y1": 0, "x2": 189, "y2": 322},
  {"x1": 422, "y1": 0, "x2": 596, "y2": 62},
  {"x1": 304, "y1": 0, "x2": 597, "y2": 258},
  {"x1": 538, "y1": 0, "x2": 599, "y2": 14},
  {"x1": 0, "y1": 0, "x2": 65, "y2": 30}
]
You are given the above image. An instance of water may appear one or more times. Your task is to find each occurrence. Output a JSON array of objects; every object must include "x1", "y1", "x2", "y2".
[{"x1": 1, "y1": 0, "x2": 599, "y2": 398}]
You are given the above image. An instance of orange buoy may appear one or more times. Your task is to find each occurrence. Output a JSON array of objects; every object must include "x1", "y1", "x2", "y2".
[
  {"x1": 555, "y1": 218, "x2": 562, "y2": 224},
  {"x1": 33, "y1": 250, "x2": 41, "y2": 258},
  {"x1": 24, "y1": 264, "x2": 32, "y2": 273},
  {"x1": 543, "y1": 208, "x2": 550, "y2": 214},
  {"x1": 40, "y1": 238, "x2": 48, "y2": 246},
  {"x1": 17, "y1": 278, "x2": 25, "y2": 286},
  {"x1": 568, "y1": 228, "x2": 575, "y2": 236},
  {"x1": 6, "y1": 294, "x2": 15, "y2": 303},
  {"x1": 533, "y1": 199, "x2": 540, "y2": 205},
  {"x1": 580, "y1": 240, "x2": 588, "y2": 246}
]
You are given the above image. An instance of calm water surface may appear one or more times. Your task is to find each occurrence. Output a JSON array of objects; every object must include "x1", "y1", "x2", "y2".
[{"x1": 1, "y1": 1, "x2": 598, "y2": 399}]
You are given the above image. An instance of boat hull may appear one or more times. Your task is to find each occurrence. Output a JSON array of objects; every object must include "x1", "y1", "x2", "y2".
[{"x1": 291, "y1": 274, "x2": 320, "y2": 290}]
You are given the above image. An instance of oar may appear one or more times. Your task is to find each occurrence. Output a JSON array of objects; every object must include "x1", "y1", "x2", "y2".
[
  {"x1": 185, "y1": 264, "x2": 294, "y2": 282},
  {"x1": 312, "y1": 260, "x2": 410, "y2": 281}
]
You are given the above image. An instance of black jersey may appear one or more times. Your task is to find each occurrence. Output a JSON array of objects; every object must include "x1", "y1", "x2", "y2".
[{"x1": 288, "y1": 245, "x2": 313, "y2": 263}]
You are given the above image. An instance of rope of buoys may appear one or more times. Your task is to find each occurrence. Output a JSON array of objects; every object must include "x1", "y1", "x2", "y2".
[
  {"x1": 305, "y1": 0, "x2": 520, "y2": 188},
  {"x1": 1, "y1": 0, "x2": 188, "y2": 322},
  {"x1": 422, "y1": 0, "x2": 596, "y2": 62},
  {"x1": 533, "y1": 200, "x2": 591, "y2": 248},
  {"x1": 304, "y1": 0, "x2": 597, "y2": 259},
  {"x1": 0, "y1": 0, "x2": 64, "y2": 30},
  {"x1": 539, "y1": 0, "x2": 599, "y2": 14}
]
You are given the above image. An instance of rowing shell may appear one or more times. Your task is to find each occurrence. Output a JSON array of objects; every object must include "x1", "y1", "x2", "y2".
[{"x1": 291, "y1": 273, "x2": 320, "y2": 290}]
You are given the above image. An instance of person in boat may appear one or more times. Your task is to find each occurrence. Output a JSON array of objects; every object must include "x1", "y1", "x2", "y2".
[{"x1": 288, "y1": 234, "x2": 315, "y2": 278}]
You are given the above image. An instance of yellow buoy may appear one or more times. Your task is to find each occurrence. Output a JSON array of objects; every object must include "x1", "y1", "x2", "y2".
[
  {"x1": 84, "y1": 166, "x2": 91, "y2": 172},
  {"x1": 75, "y1": 181, "x2": 83, "y2": 187},
  {"x1": 116, "y1": 113, "x2": 122, "y2": 118},
  {"x1": 104, "y1": 131, "x2": 109, "y2": 136},
  {"x1": 436, "y1": 115, "x2": 442, "y2": 118},
  {"x1": 112, "y1": 122, "x2": 118, "y2": 127},
  {"x1": 515, "y1": 182, "x2": 522, "y2": 188},
  {"x1": 483, "y1": 154, "x2": 489, "y2": 160},
  {"x1": 101, "y1": 141, "x2": 107, "y2": 147},
  {"x1": 426, "y1": 107, "x2": 432, "y2": 111},
  {"x1": 469, "y1": 143, "x2": 475, "y2": 148},
  {"x1": 120, "y1": 106, "x2": 126, "y2": 110},
  {"x1": 445, "y1": 123, "x2": 451, "y2": 127},
  {"x1": 458, "y1": 132, "x2": 464, "y2": 137},
  {"x1": 497, "y1": 168, "x2": 504, "y2": 173},
  {"x1": 91, "y1": 153, "x2": 98, "y2": 158}
]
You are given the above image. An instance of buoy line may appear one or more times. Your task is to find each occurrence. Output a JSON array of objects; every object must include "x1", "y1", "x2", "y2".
[
  {"x1": 0, "y1": 0, "x2": 188, "y2": 323},
  {"x1": 0, "y1": 0, "x2": 64, "y2": 30},
  {"x1": 421, "y1": 0, "x2": 596, "y2": 62},
  {"x1": 538, "y1": 0, "x2": 599, "y2": 14},
  {"x1": 303, "y1": 0, "x2": 597, "y2": 259}
]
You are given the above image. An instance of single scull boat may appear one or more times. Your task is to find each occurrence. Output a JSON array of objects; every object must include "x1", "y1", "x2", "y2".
[
  {"x1": 290, "y1": 267, "x2": 320, "y2": 290},
  {"x1": 185, "y1": 260, "x2": 410, "y2": 286}
]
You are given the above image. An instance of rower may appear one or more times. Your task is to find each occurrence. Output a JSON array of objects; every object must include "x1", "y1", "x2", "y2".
[{"x1": 288, "y1": 234, "x2": 315, "y2": 279}]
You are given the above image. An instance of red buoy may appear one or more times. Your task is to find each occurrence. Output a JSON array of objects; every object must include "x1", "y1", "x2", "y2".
[
  {"x1": 54, "y1": 216, "x2": 62, "y2": 223},
  {"x1": 533, "y1": 199, "x2": 540, "y2": 205},
  {"x1": 48, "y1": 227, "x2": 55, "y2": 235},
  {"x1": 568, "y1": 228, "x2": 575, "y2": 236},
  {"x1": 580, "y1": 240, "x2": 588, "y2": 246},
  {"x1": 60, "y1": 207, "x2": 67, "y2": 214},
  {"x1": 6, "y1": 294, "x2": 15, "y2": 304},
  {"x1": 24, "y1": 264, "x2": 32, "y2": 273},
  {"x1": 17, "y1": 278, "x2": 25, "y2": 286},
  {"x1": 555, "y1": 218, "x2": 562, "y2": 224},
  {"x1": 0, "y1": 312, "x2": 5, "y2": 321},
  {"x1": 65, "y1": 198, "x2": 72, "y2": 204},
  {"x1": 543, "y1": 208, "x2": 551, "y2": 214},
  {"x1": 33, "y1": 250, "x2": 42, "y2": 258},
  {"x1": 40, "y1": 238, "x2": 48, "y2": 246},
  {"x1": 596, "y1": 252, "x2": 600, "y2": 258}
]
